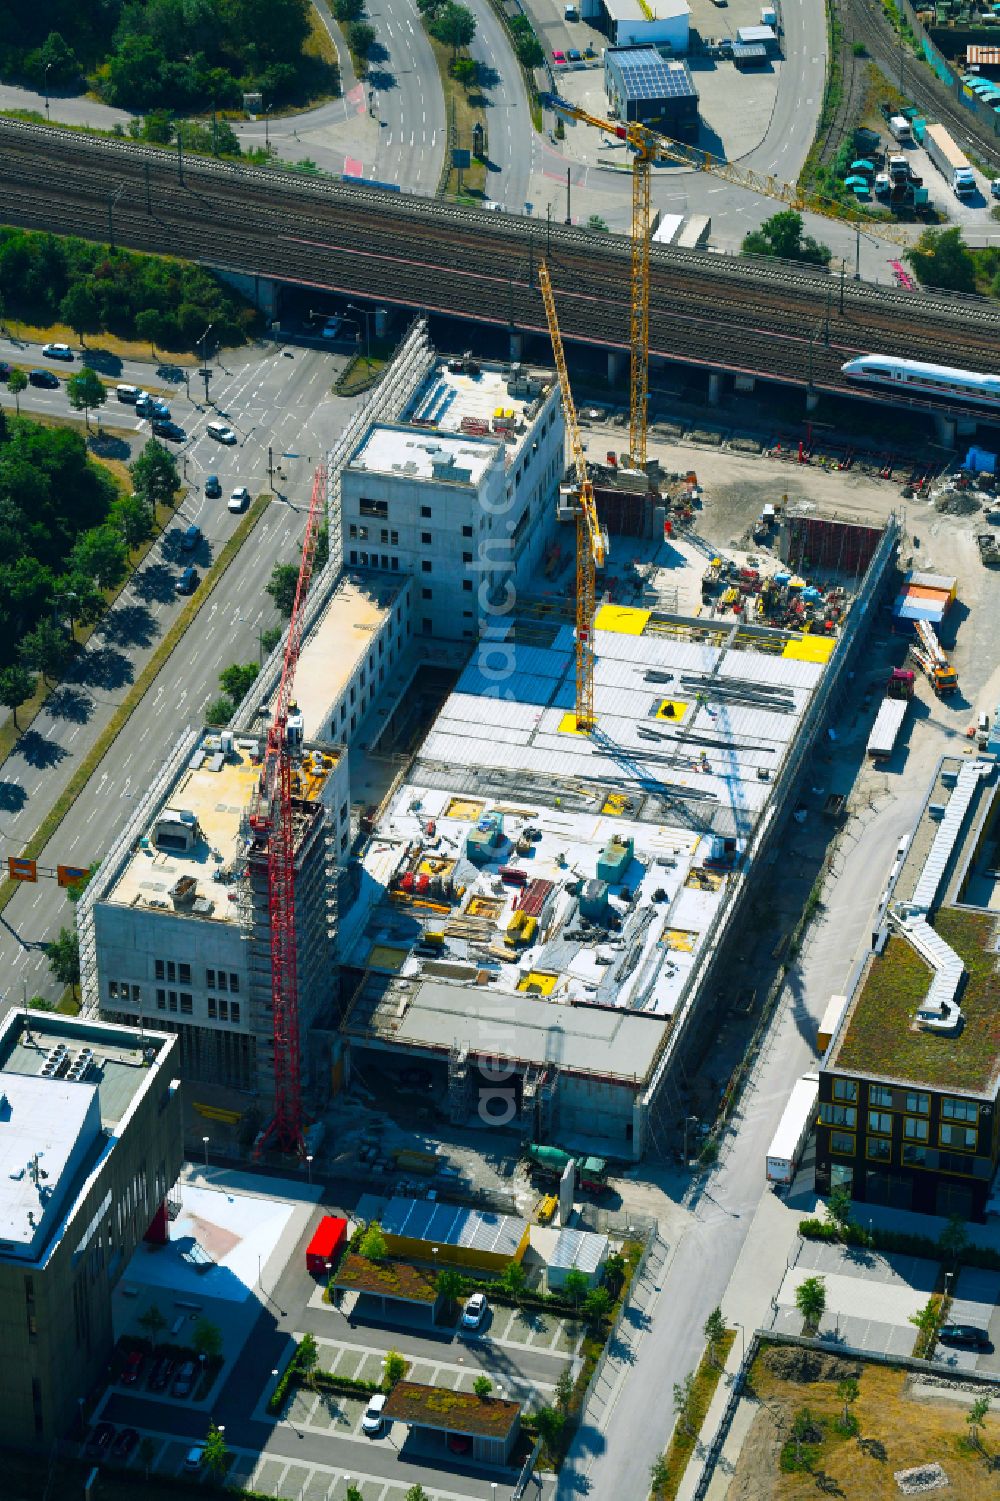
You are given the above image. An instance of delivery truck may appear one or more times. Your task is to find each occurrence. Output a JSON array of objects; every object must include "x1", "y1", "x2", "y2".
[
  {"x1": 924, "y1": 123, "x2": 976, "y2": 197},
  {"x1": 765, "y1": 1073, "x2": 819, "y2": 1185}
]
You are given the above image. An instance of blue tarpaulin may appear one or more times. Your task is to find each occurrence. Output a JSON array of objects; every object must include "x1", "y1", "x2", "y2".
[{"x1": 965, "y1": 446, "x2": 997, "y2": 474}]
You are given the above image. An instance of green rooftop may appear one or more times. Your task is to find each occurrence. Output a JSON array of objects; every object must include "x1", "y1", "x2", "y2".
[{"x1": 833, "y1": 908, "x2": 1000, "y2": 1096}]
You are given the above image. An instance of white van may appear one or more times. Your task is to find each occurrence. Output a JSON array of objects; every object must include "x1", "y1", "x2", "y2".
[{"x1": 116, "y1": 384, "x2": 142, "y2": 403}]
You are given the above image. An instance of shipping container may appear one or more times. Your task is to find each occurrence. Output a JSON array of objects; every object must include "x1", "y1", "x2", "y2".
[
  {"x1": 766, "y1": 1073, "x2": 819, "y2": 1184},
  {"x1": 867, "y1": 697, "x2": 908, "y2": 758},
  {"x1": 306, "y1": 1215, "x2": 348, "y2": 1275},
  {"x1": 817, "y1": 994, "x2": 849, "y2": 1054}
]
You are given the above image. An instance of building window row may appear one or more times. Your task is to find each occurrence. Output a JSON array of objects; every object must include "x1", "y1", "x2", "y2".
[
  {"x1": 154, "y1": 959, "x2": 191, "y2": 984},
  {"x1": 820, "y1": 1103, "x2": 856, "y2": 1128},
  {"x1": 359, "y1": 498, "x2": 389, "y2": 518},
  {"x1": 205, "y1": 969, "x2": 239, "y2": 993},
  {"x1": 207, "y1": 997, "x2": 241, "y2": 1023},
  {"x1": 108, "y1": 981, "x2": 141, "y2": 1002},
  {"x1": 832, "y1": 1079, "x2": 857, "y2": 1103},
  {"x1": 941, "y1": 1097, "x2": 978, "y2": 1123},
  {"x1": 156, "y1": 990, "x2": 193, "y2": 1015}
]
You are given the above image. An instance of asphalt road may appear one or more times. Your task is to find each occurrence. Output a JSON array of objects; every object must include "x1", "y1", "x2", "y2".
[
  {"x1": 0, "y1": 338, "x2": 361, "y2": 1010},
  {"x1": 467, "y1": 0, "x2": 535, "y2": 214},
  {"x1": 368, "y1": 0, "x2": 446, "y2": 194}
]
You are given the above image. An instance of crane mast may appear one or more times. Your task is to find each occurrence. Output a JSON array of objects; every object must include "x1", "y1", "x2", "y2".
[
  {"x1": 251, "y1": 462, "x2": 328, "y2": 1155},
  {"x1": 539, "y1": 260, "x2": 607, "y2": 732}
]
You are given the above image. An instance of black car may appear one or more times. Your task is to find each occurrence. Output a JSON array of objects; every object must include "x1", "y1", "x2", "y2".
[
  {"x1": 938, "y1": 1324, "x2": 992, "y2": 1350},
  {"x1": 204, "y1": 473, "x2": 222, "y2": 498},
  {"x1": 86, "y1": 1421, "x2": 116, "y2": 1457},
  {"x1": 0, "y1": 361, "x2": 10, "y2": 381},
  {"x1": 152, "y1": 419, "x2": 185, "y2": 442},
  {"x1": 176, "y1": 566, "x2": 199, "y2": 596},
  {"x1": 148, "y1": 1354, "x2": 176, "y2": 1392},
  {"x1": 110, "y1": 1427, "x2": 139, "y2": 1463},
  {"x1": 28, "y1": 369, "x2": 60, "y2": 388}
]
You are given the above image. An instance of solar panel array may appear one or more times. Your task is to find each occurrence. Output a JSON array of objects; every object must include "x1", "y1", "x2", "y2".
[{"x1": 611, "y1": 51, "x2": 697, "y2": 101}]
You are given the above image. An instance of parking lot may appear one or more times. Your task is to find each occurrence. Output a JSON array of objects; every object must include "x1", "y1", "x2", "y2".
[{"x1": 772, "y1": 1241, "x2": 1000, "y2": 1373}]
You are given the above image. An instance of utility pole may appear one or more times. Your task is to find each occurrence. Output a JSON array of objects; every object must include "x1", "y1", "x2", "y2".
[
  {"x1": 824, "y1": 275, "x2": 832, "y2": 344},
  {"x1": 108, "y1": 183, "x2": 126, "y2": 250},
  {"x1": 268, "y1": 446, "x2": 274, "y2": 491},
  {"x1": 144, "y1": 162, "x2": 151, "y2": 215},
  {"x1": 839, "y1": 257, "x2": 846, "y2": 316},
  {"x1": 177, "y1": 133, "x2": 185, "y2": 186},
  {"x1": 546, "y1": 201, "x2": 552, "y2": 258},
  {"x1": 565, "y1": 166, "x2": 572, "y2": 225}
]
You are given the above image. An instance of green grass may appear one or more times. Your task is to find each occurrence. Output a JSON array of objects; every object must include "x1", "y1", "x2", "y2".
[
  {"x1": 650, "y1": 1330, "x2": 737, "y2": 1498},
  {"x1": 836, "y1": 910, "x2": 1000, "y2": 1091},
  {"x1": 0, "y1": 494, "x2": 271, "y2": 920}
]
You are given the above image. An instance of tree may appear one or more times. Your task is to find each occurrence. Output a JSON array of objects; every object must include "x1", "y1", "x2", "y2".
[
  {"x1": 113, "y1": 493, "x2": 156, "y2": 551},
  {"x1": 703, "y1": 1306, "x2": 727, "y2": 1368},
  {"x1": 906, "y1": 226, "x2": 975, "y2": 293},
  {"x1": 836, "y1": 1377, "x2": 859, "y2": 1428},
  {"x1": 20, "y1": 618, "x2": 70, "y2": 683},
  {"x1": 261, "y1": 624, "x2": 283, "y2": 655},
  {"x1": 430, "y1": 1, "x2": 476, "y2": 57},
  {"x1": 359, "y1": 1222, "x2": 388, "y2": 1261},
  {"x1": 334, "y1": 0, "x2": 366, "y2": 18},
  {"x1": 202, "y1": 1421, "x2": 229, "y2": 1478},
  {"x1": 138, "y1": 1303, "x2": 167, "y2": 1348},
  {"x1": 66, "y1": 862, "x2": 100, "y2": 903},
  {"x1": 192, "y1": 1317, "x2": 223, "y2": 1360},
  {"x1": 554, "y1": 1365, "x2": 574, "y2": 1413},
  {"x1": 473, "y1": 1374, "x2": 493, "y2": 1398},
  {"x1": 266, "y1": 561, "x2": 300, "y2": 617},
  {"x1": 0, "y1": 665, "x2": 36, "y2": 729},
  {"x1": 71, "y1": 524, "x2": 127, "y2": 591},
  {"x1": 938, "y1": 1213, "x2": 969, "y2": 1269},
  {"x1": 59, "y1": 284, "x2": 100, "y2": 345},
  {"x1": 563, "y1": 1268, "x2": 589, "y2": 1311},
  {"x1": 383, "y1": 1348, "x2": 406, "y2": 1389},
  {"x1": 742, "y1": 210, "x2": 832, "y2": 267},
  {"x1": 219, "y1": 662, "x2": 259, "y2": 704},
  {"x1": 499, "y1": 1260, "x2": 527, "y2": 1303},
  {"x1": 297, "y1": 1331, "x2": 319, "y2": 1388},
  {"x1": 7, "y1": 367, "x2": 27, "y2": 415},
  {"x1": 451, "y1": 55, "x2": 477, "y2": 87},
  {"x1": 404, "y1": 1488, "x2": 430, "y2": 1501},
  {"x1": 435, "y1": 1265, "x2": 463, "y2": 1313},
  {"x1": 534, "y1": 1403, "x2": 565, "y2": 1458},
  {"x1": 826, "y1": 1184, "x2": 853, "y2": 1234},
  {"x1": 582, "y1": 1286, "x2": 612, "y2": 1327},
  {"x1": 206, "y1": 695, "x2": 234, "y2": 725},
  {"x1": 135, "y1": 307, "x2": 168, "y2": 354},
  {"x1": 345, "y1": 20, "x2": 377, "y2": 64},
  {"x1": 672, "y1": 1371, "x2": 696, "y2": 1437},
  {"x1": 46, "y1": 926, "x2": 80, "y2": 993},
  {"x1": 130, "y1": 440, "x2": 179, "y2": 510},
  {"x1": 966, "y1": 1394, "x2": 989, "y2": 1452},
  {"x1": 346, "y1": 1488, "x2": 364, "y2": 1501},
  {"x1": 909, "y1": 1296, "x2": 941, "y2": 1352},
  {"x1": 794, "y1": 1275, "x2": 826, "y2": 1332},
  {"x1": 604, "y1": 1253, "x2": 627, "y2": 1297},
  {"x1": 650, "y1": 1453, "x2": 670, "y2": 1492}
]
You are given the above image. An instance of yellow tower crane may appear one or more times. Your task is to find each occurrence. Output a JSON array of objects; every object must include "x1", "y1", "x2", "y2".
[
  {"x1": 550, "y1": 99, "x2": 920, "y2": 471},
  {"x1": 539, "y1": 259, "x2": 607, "y2": 733}
]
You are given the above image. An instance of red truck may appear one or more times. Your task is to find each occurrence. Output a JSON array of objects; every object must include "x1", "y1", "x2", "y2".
[{"x1": 305, "y1": 1215, "x2": 347, "y2": 1276}]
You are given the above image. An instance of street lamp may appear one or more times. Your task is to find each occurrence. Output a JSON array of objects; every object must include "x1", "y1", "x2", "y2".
[
  {"x1": 202, "y1": 1134, "x2": 210, "y2": 1168},
  {"x1": 44, "y1": 62, "x2": 52, "y2": 119},
  {"x1": 346, "y1": 305, "x2": 372, "y2": 373},
  {"x1": 264, "y1": 103, "x2": 274, "y2": 153},
  {"x1": 306, "y1": 1153, "x2": 313, "y2": 1184}
]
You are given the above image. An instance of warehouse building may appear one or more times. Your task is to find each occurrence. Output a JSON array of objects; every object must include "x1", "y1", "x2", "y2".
[
  {"x1": 79, "y1": 726, "x2": 346, "y2": 1099},
  {"x1": 605, "y1": 47, "x2": 699, "y2": 139},
  {"x1": 380, "y1": 1195, "x2": 529, "y2": 1271},
  {"x1": 602, "y1": 0, "x2": 690, "y2": 52},
  {"x1": 0, "y1": 1010, "x2": 182, "y2": 1446},
  {"x1": 818, "y1": 754, "x2": 1000, "y2": 1220}
]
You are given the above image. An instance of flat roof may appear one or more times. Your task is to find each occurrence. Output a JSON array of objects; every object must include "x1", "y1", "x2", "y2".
[
  {"x1": 332, "y1": 1252, "x2": 439, "y2": 1302},
  {"x1": 383, "y1": 1381, "x2": 521, "y2": 1438},
  {"x1": 0, "y1": 1076, "x2": 98, "y2": 1251},
  {"x1": 349, "y1": 424, "x2": 499, "y2": 487},
  {"x1": 382, "y1": 1196, "x2": 526, "y2": 1257},
  {"x1": 290, "y1": 572, "x2": 401, "y2": 741},
  {"x1": 606, "y1": 49, "x2": 697, "y2": 101},
  {"x1": 0, "y1": 1011, "x2": 173, "y2": 1127},
  {"x1": 605, "y1": 0, "x2": 689, "y2": 20},
  {"x1": 107, "y1": 735, "x2": 335, "y2": 924}
]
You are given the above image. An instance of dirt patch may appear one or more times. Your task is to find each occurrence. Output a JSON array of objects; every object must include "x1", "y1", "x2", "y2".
[{"x1": 760, "y1": 1345, "x2": 862, "y2": 1385}]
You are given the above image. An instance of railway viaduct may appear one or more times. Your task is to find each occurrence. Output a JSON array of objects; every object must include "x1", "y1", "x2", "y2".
[{"x1": 2, "y1": 120, "x2": 999, "y2": 440}]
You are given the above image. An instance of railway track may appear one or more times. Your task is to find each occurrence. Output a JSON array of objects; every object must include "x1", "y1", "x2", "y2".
[{"x1": 1, "y1": 119, "x2": 997, "y2": 399}]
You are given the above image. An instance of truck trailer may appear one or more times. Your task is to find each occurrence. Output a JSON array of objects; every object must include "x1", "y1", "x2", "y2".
[
  {"x1": 765, "y1": 1072, "x2": 819, "y2": 1184},
  {"x1": 924, "y1": 123, "x2": 976, "y2": 196}
]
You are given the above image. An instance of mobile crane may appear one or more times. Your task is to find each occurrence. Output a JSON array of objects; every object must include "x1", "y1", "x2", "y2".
[{"x1": 910, "y1": 618, "x2": 958, "y2": 696}]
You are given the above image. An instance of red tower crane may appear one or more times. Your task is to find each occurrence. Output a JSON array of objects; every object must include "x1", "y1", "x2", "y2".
[{"x1": 251, "y1": 462, "x2": 328, "y2": 1155}]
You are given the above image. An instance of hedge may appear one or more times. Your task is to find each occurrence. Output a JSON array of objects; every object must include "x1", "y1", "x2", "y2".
[{"x1": 799, "y1": 1217, "x2": 1000, "y2": 1270}]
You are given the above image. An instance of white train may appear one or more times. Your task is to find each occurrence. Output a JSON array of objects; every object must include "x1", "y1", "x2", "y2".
[{"x1": 841, "y1": 355, "x2": 1000, "y2": 412}]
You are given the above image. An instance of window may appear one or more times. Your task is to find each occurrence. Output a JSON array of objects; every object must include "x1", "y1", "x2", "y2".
[
  {"x1": 218, "y1": 972, "x2": 228, "y2": 993},
  {"x1": 904, "y1": 1115, "x2": 929, "y2": 1141},
  {"x1": 380, "y1": 528, "x2": 389, "y2": 544},
  {"x1": 166, "y1": 961, "x2": 176, "y2": 982},
  {"x1": 462, "y1": 525, "x2": 473, "y2": 537},
  {"x1": 902, "y1": 1143, "x2": 927, "y2": 1167},
  {"x1": 939, "y1": 1124, "x2": 977, "y2": 1151},
  {"x1": 390, "y1": 530, "x2": 398, "y2": 545},
  {"x1": 391, "y1": 557, "x2": 399, "y2": 570},
  {"x1": 867, "y1": 1135, "x2": 891, "y2": 1161},
  {"x1": 421, "y1": 561, "x2": 432, "y2": 573},
  {"x1": 231, "y1": 1002, "x2": 240, "y2": 1024},
  {"x1": 358, "y1": 526, "x2": 368, "y2": 541},
  {"x1": 380, "y1": 554, "x2": 388, "y2": 569},
  {"x1": 340, "y1": 801, "x2": 349, "y2": 823},
  {"x1": 360, "y1": 668, "x2": 366, "y2": 687},
  {"x1": 180, "y1": 993, "x2": 193, "y2": 1015},
  {"x1": 421, "y1": 587, "x2": 432, "y2": 600},
  {"x1": 230, "y1": 973, "x2": 239, "y2": 994},
  {"x1": 155, "y1": 989, "x2": 166, "y2": 1010},
  {"x1": 419, "y1": 531, "x2": 431, "y2": 545},
  {"x1": 132, "y1": 984, "x2": 141, "y2": 1002},
  {"x1": 168, "y1": 991, "x2": 178, "y2": 1012},
  {"x1": 349, "y1": 524, "x2": 358, "y2": 539},
  {"x1": 462, "y1": 579, "x2": 473, "y2": 591},
  {"x1": 206, "y1": 968, "x2": 216, "y2": 989},
  {"x1": 208, "y1": 997, "x2": 217, "y2": 1018},
  {"x1": 108, "y1": 981, "x2": 118, "y2": 998},
  {"x1": 463, "y1": 551, "x2": 473, "y2": 563},
  {"x1": 941, "y1": 1097, "x2": 978, "y2": 1123},
  {"x1": 219, "y1": 999, "x2": 229, "y2": 1021},
  {"x1": 178, "y1": 963, "x2": 191, "y2": 985},
  {"x1": 420, "y1": 505, "x2": 432, "y2": 518},
  {"x1": 463, "y1": 610, "x2": 473, "y2": 618},
  {"x1": 868, "y1": 1111, "x2": 892, "y2": 1135},
  {"x1": 422, "y1": 618, "x2": 432, "y2": 634},
  {"x1": 869, "y1": 1084, "x2": 893, "y2": 1109},
  {"x1": 360, "y1": 498, "x2": 388, "y2": 518},
  {"x1": 821, "y1": 1103, "x2": 856, "y2": 1128},
  {"x1": 349, "y1": 550, "x2": 358, "y2": 566},
  {"x1": 155, "y1": 959, "x2": 165, "y2": 980},
  {"x1": 830, "y1": 1131, "x2": 855, "y2": 1156},
  {"x1": 350, "y1": 686, "x2": 356, "y2": 704},
  {"x1": 905, "y1": 1092, "x2": 929, "y2": 1115},
  {"x1": 833, "y1": 1079, "x2": 858, "y2": 1103}
]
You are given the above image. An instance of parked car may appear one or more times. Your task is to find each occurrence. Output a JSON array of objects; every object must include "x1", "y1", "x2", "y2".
[
  {"x1": 116, "y1": 383, "x2": 143, "y2": 403},
  {"x1": 206, "y1": 420, "x2": 237, "y2": 444},
  {"x1": 42, "y1": 342, "x2": 74, "y2": 360},
  {"x1": 0, "y1": 361, "x2": 11, "y2": 381},
  {"x1": 87, "y1": 1422, "x2": 116, "y2": 1457},
  {"x1": 228, "y1": 486, "x2": 251, "y2": 513},
  {"x1": 120, "y1": 1349, "x2": 144, "y2": 1385},
  {"x1": 172, "y1": 1360, "x2": 197, "y2": 1397},
  {"x1": 204, "y1": 474, "x2": 222, "y2": 498},
  {"x1": 176, "y1": 566, "x2": 199, "y2": 596},
  {"x1": 552, "y1": 48, "x2": 566, "y2": 62},
  {"x1": 567, "y1": 47, "x2": 582, "y2": 60},
  {"x1": 362, "y1": 1392, "x2": 388, "y2": 1436},
  {"x1": 152, "y1": 419, "x2": 185, "y2": 442},
  {"x1": 183, "y1": 1444, "x2": 206, "y2": 1471},
  {"x1": 148, "y1": 1354, "x2": 176, "y2": 1392},
  {"x1": 111, "y1": 1428, "x2": 139, "y2": 1463},
  {"x1": 937, "y1": 1324, "x2": 992, "y2": 1350},
  {"x1": 461, "y1": 1292, "x2": 488, "y2": 1330},
  {"x1": 28, "y1": 369, "x2": 60, "y2": 388},
  {"x1": 181, "y1": 523, "x2": 202, "y2": 553},
  {"x1": 138, "y1": 397, "x2": 171, "y2": 420}
]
